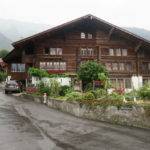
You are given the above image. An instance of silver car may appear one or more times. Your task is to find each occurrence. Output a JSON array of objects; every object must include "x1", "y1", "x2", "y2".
[{"x1": 4, "y1": 80, "x2": 20, "y2": 94}]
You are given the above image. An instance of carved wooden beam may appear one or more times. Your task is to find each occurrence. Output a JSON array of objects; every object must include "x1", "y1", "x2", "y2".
[
  {"x1": 108, "y1": 27, "x2": 115, "y2": 40},
  {"x1": 135, "y1": 41, "x2": 142, "y2": 52}
]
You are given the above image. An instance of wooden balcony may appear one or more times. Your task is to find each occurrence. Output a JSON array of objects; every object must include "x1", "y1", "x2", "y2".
[
  {"x1": 79, "y1": 55, "x2": 97, "y2": 60},
  {"x1": 36, "y1": 54, "x2": 63, "y2": 59},
  {"x1": 141, "y1": 70, "x2": 150, "y2": 75}
]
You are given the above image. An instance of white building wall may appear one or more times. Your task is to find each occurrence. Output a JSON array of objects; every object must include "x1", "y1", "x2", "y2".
[
  {"x1": 31, "y1": 77, "x2": 71, "y2": 86},
  {"x1": 131, "y1": 75, "x2": 143, "y2": 90}
]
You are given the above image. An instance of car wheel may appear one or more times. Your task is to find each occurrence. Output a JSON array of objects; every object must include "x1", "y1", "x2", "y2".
[{"x1": 5, "y1": 90, "x2": 8, "y2": 94}]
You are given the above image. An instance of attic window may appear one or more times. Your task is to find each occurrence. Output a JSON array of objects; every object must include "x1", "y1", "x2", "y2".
[
  {"x1": 81, "y1": 32, "x2": 86, "y2": 39},
  {"x1": 88, "y1": 33, "x2": 92, "y2": 39},
  {"x1": 44, "y1": 47, "x2": 49, "y2": 54}
]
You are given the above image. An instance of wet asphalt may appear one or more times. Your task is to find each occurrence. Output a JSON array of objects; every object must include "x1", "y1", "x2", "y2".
[{"x1": 0, "y1": 91, "x2": 150, "y2": 150}]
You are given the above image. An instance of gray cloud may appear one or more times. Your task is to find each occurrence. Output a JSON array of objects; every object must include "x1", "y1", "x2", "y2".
[{"x1": 0, "y1": 0, "x2": 150, "y2": 30}]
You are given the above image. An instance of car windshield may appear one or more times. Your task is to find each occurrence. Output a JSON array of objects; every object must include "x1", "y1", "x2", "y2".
[{"x1": 7, "y1": 81, "x2": 17, "y2": 85}]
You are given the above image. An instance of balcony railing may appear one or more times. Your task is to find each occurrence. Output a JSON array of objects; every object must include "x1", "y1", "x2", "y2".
[
  {"x1": 141, "y1": 69, "x2": 150, "y2": 74},
  {"x1": 37, "y1": 54, "x2": 62, "y2": 59},
  {"x1": 79, "y1": 54, "x2": 96, "y2": 59}
]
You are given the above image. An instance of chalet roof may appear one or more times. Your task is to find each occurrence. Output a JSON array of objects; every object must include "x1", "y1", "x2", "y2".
[
  {"x1": 12, "y1": 14, "x2": 150, "y2": 46},
  {"x1": 3, "y1": 14, "x2": 150, "y2": 62}
]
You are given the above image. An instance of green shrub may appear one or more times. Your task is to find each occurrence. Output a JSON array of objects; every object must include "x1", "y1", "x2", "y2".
[
  {"x1": 0, "y1": 72, "x2": 7, "y2": 82},
  {"x1": 37, "y1": 79, "x2": 60, "y2": 97},
  {"x1": 93, "y1": 89, "x2": 107, "y2": 99},
  {"x1": 84, "y1": 83, "x2": 93, "y2": 91},
  {"x1": 38, "y1": 82, "x2": 51, "y2": 96},
  {"x1": 50, "y1": 79, "x2": 61, "y2": 97},
  {"x1": 107, "y1": 92, "x2": 124, "y2": 101},
  {"x1": 124, "y1": 90, "x2": 138, "y2": 101},
  {"x1": 137, "y1": 84, "x2": 150, "y2": 100},
  {"x1": 98, "y1": 99, "x2": 123, "y2": 109},
  {"x1": 66, "y1": 92, "x2": 83, "y2": 101},
  {"x1": 59, "y1": 85, "x2": 72, "y2": 96},
  {"x1": 28, "y1": 67, "x2": 49, "y2": 78},
  {"x1": 83, "y1": 92, "x2": 95, "y2": 100}
]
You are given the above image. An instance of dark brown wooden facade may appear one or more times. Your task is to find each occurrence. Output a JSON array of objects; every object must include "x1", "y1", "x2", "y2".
[{"x1": 3, "y1": 14, "x2": 150, "y2": 87}]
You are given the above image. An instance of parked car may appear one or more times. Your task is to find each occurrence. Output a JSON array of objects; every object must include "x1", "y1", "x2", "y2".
[{"x1": 4, "y1": 80, "x2": 21, "y2": 94}]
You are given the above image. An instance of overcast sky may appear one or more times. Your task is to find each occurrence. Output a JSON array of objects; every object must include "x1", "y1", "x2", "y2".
[{"x1": 0, "y1": 0, "x2": 150, "y2": 30}]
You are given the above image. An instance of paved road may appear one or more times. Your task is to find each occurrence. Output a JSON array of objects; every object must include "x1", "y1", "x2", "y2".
[{"x1": 0, "y1": 91, "x2": 150, "y2": 150}]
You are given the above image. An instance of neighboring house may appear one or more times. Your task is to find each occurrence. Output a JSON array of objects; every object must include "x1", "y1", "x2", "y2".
[
  {"x1": 0, "y1": 58, "x2": 7, "y2": 72},
  {"x1": 3, "y1": 14, "x2": 150, "y2": 89}
]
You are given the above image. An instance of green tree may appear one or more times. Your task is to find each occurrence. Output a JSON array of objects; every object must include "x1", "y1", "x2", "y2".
[
  {"x1": 98, "y1": 72, "x2": 110, "y2": 89},
  {"x1": 28, "y1": 67, "x2": 49, "y2": 78},
  {"x1": 0, "y1": 49, "x2": 9, "y2": 58},
  {"x1": 77, "y1": 61, "x2": 108, "y2": 85},
  {"x1": 0, "y1": 72, "x2": 7, "y2": 82}
]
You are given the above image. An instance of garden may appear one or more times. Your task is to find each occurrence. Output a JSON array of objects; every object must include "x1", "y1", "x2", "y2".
[{"x1": 26, "y1": 61, "x2": 150, "y2": 110}]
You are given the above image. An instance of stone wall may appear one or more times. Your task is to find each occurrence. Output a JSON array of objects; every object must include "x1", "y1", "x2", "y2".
[{"x1": 21, "y1": 94, "x2": 150, "y2": 129}]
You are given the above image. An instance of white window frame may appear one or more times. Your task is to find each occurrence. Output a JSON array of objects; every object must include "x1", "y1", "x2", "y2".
[
  {"x1": 112, "y1": 63, "x2": 118, "y2": 71},
  {"x1": 88, "y1": 33, "x2": 92, "y2": 39},
  {"x1": 109, "y1": 49, "x2": 114, "y2": 56},
  {"x1": 119, "y1": 63, "x2": 125, "y2": 71},
  {"x1": 105, "y1": 63, "x2": 112, "y2": 71},
  {"x1": 122, "y1": 49, "x2": 128, "y2": 56},
  {"x1": 87, "y1": 48, "x2": 94, "y2": 56},
  {"x1": 11, "y1": 63, "x2": 25, "y2": 72},
  {"x1": 116, "y1": 48, "x2": 121, "y2": 56},
  {"x1": 81, "y1": 32, "x2": 86, "y2": 39}
]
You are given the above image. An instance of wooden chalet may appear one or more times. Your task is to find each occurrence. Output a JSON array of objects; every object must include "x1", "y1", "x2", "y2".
[{"x1": 3, "y1": 14, "x2": 150, "y2": 89}]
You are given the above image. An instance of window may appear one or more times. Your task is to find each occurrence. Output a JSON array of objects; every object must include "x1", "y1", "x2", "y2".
[
  {"x1": 81, "y1": 32, "x2": 86, "y2": 39},
  {"x1": 80, "y1": 48, "x2": 87, "y2": 56},
  {"x1": 53, "y1": 62, "x2": 59, "y2": 70},
  {"x1": 110, "y1": 79, "x2": 117, "y2": 88},
  {"x1": 44, "y1": 47, "x2": 49, "y2": 54},
  {"x1": 88, "y1": 33, "x2": 92, "y2": 39},
  {"x1": 57, "y1": 48, "x2": 62, "y2": 55},
  {"x1": 60, "y1": 62, "x2": 66, "y2": 70},
  {"x1": 108, "y1": 48, "x2": 128, "y2": 56},
  {"x1": 117, "y1": 79, "x2": 124, "y2": 88},
  {"x1": 47, "y1": 62, "x2": 53, "y2": 69},
  {"x1": 119, "y1": 63, "x2": 125, "y2": 71},
  {"x1": 106, "y1": 62, "x2": 132, "y2": 72},
  {"x1": 11, "y1": 63, "x2": 25, "y2": 72},
  {"x1": 126, "y1": 63, "x2": 132, "y2": 71},
  {"x1": 11, "y1": 64, "x2": 17, "y2": 72},
  {"x1": 49, "y1": 48, "x2": 62, "y2": 55},
  {"x1": 116, "y1": 49, "x2": 121, "y2": 56},
  {"x1": 122, "y1": 49, "x2": 127, "y2": 56},
  {"x1": 105, "y1": 63, "x2": 112, "y2": 71},
  {"x1": 110, "y1": 78, "x2": 131, "y2": 89},
  {"x1": 112, "y1": 63, "x2": 118, "y2": 71},
  {"x1": 125, "y1": 78, "x2": 131, "y2": 89},
  {"x1": 80, "y1": 48, "x2": 94, "y2": 56},
  {"x1": 87, "y1": 48, "x2": 94, "y2": 56},
  {"x1": 40, "y1": 62, "x2": 66, "y2": 70},
  {"x1": 40, "y1": 62, "x2": 46, "y2": 69},
  {"x1": 50, "y1": 48, "x2": 56, "y2": 55},
  {"x1": 142, "y1": 62, "x2": 148, "y2": 71},
  {"x1": 109, "y1": 49, "x2": 114, "y2": 56},
  {"x1": 148, "y1": 63, "x2": 150, "y2": 70}
]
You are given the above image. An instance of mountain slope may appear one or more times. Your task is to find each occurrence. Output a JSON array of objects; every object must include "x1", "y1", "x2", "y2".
[
  {"x1": 0, "y1": 18, "x2": 50, "y2": 42},
  {"x1": 0, "y1": 32, "x2": 13, "y2": 50},
  {"x1": 124, "y1": 27, "x2": 150, "y2": 41}
]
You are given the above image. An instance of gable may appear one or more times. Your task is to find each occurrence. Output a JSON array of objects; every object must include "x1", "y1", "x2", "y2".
[{"x1": 3, "y1": 14, "x2": 150, "y2": 62}]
